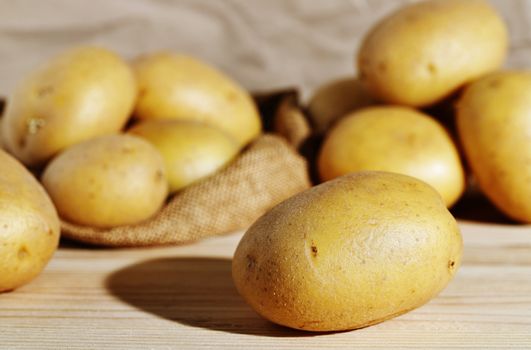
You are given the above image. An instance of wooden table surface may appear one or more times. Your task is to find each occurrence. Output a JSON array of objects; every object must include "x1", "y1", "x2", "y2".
[{"x1": 1, "y1": 221, "x2": 530, "y2": 349}]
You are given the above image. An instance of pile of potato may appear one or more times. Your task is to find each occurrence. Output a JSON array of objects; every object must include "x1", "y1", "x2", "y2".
[
  {"x1": 1, "y1": 0, "x2": 528, "y2": 334},
  {"x1": 0, "y1": 47, "x2": 262, "y2": 291},
  {"x1": 233, "y1": 0, "x2": 524, "y2": 332}
]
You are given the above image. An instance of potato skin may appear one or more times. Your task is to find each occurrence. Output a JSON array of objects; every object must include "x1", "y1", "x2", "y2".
[
  {"x1": 133, "y1": 52, "x2": 261, "y2": 146},
  {"x1": 358, "y1": 0, "x2": 507, "y2": 107},
  {"x1": 129, "y1": 120, "x2": 239, "y2": 193},
  {"x1": 318, "y1": 106, "x2": 465, "y2": 207},
  {"x1": 0, "y1": 150, "x2": 60, "y2": 292},
  {"x1": 233, "y1": 171, "x2": 462, "y2": 331},
  {"x1": 2, "y1": 46, "x2": 137, "y2": 167},
  {"x1": 41, "y1": 134, "x2": 168, "y2": 228},
  {"x1": 307, "y1": 78, "x2": 376, "y2": 134},
  {"x1": 457, "y1": 71, "x2": 531, "y2": 222}
]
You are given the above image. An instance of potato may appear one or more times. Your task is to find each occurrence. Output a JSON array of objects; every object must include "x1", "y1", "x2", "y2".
[
  {"x1": 318, "y1": 107, "x2": 465, "y2": 207},
  {"x1": 129, "y1": 120, "x2": 239, "y2": 193},
  {"x1": 358, "y1": 0, "x2": 507, "y2": 107},
  {"x1": 0, "y1": 118, "x2": 4, "y2": 150},
  {"x1": 457, "y1": 71, "x2": 531, "y2": 223},
  {"x1": 0, "y1": 150, "x2": 60, "y2": 292},
  {"x1": 307, "y1": 77, "x2": 376, "y2": 134},
  {"x1": 133, "y1": 52, "x2": 261, "y2": 146},
  {"x1": 2, "y1": 46, "x2": 137, "y2": 167},
  {"x1": 233, "y1": 171, "x2": 462, "y2": 331},
  {"x1": 41, "y1": 134, "x2": 168, "y2": 228}
]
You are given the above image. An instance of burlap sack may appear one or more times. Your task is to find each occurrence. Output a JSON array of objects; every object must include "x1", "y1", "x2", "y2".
[{"x1": 61, "y1": 132, "x2": 311, "y2": 247}]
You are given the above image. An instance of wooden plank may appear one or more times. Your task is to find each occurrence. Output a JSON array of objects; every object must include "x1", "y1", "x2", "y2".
[{"x1": 0, "y1": 223, "x2": 530, "y2": 349}]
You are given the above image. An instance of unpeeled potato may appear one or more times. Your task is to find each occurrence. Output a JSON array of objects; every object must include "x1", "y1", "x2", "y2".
[
  {"x1": 318, "y1": 106, "x2": 465, "y2": 207},
  {"x1": 358, "y1": 0, "x2": 507, "y2": 107},
  {"x1": 41, "y1": 134, "x2": 168, "y2": 228},
  {"x1": 133, "y1": 52, "x2": 261, "y2": 146},
  {"x1": 233, "y1": 171, "x2": 462, "y2": 331},
  {"x1": 457, "y1": 71, "x2": 531, "y2": 223},
  {"x1": 307, "y1": 77, "x2": 376, "y2": 134},
  {"x1": 129, "y1": 120, "x2": 239, "y2": 193},
  {"x1": 0, "y1": 150, "x2": 60, "y2": 292},
  {"x1": 2, "y1": 46, "x2": 137, "y2": 167}
]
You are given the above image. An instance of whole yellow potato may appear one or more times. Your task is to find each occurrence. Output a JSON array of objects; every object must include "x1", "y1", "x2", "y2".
[
  {"x1": 2, "y1": 46, "x2": 137, "y2": 167},
  {"x1": 41, "y1": 134, "x2": 168, "y2": 228},
  {"x1": 233, "y1": 171, "x2": 462, "y2": 331},
  {"x1": 318, "y1": 107, "x2": 465, "y2": 207},
  {"x1": 0, "y1": 150, "x2": 60, "y2": 292},
  {"x1": 457, "y1": 71, "x2": 531, "y2": 223},
  {"x1": 129, "y1": 120, "x2": 239, "y2": 193},
  {"x1": 358, "y1": 0, "x2": 507, "y2": 107},
  {"x1": 133, "y1": 52, "x2": 261, "y2": 146},
  {"x1": 307, "y1": 77, "x2": 376, "y2": 134}
]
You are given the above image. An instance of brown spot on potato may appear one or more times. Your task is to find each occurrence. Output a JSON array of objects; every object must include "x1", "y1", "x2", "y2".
[
  {"x1": 18, "y1": 246, "x2": 29, "y2": 260},
  {"x1": 121, "y1": 146, "x2": 135, "y2": 154},
  {"x1": 488, "y1": 79, "x2": 502, "y2": 89},
  {"x1": 310, "y1": 241, "x2": 318, "y2": 257},
  {"x1": 226, "y1": 91, "x2": 238, "y2": 102},
  {"x1": 427, "y1": 63, "x2": 437, "y2": 75},
  {"x1": 246, "y1": 254, "x2": 256, "y2": 270},
  {"x1": 155, "y1": 169, "x2": 164, "y2": 182},
  {"x1": 37, "y1": 85, "x2": 54, "y2": 97},
  {"x1": 377, "y1": 62, "x2": 387, "y2": 73},
  {"x1": 448, "y1": 260, "x2": 455, "y2": 269}
]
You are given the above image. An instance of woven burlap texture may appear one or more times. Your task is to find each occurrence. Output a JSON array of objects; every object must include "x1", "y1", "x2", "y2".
[{"x1": 61, "y1": 134, "x2": 311, "y2": 247}]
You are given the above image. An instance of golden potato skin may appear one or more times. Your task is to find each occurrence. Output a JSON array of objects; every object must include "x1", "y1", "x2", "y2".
[
  {"x1": 0, "y1": 150, "x2": 60, "y2": 292},
  {"x1": 358, "y1": 0, "x2": 507, "y2": 107},
  {"x1": 307, "y1": 77, "x2": 376, "y2": 134},
  {"x1": 133, "y1": 52, "x2": 261, "y2": 146},
  {"x1": 2, "y1": 46, "x2": 137, "y2": 167},
  {"x1": 233, "y1": 171, "x2": 462, "y2": 332},
  {"x1": 129, "y1": 120, "x2": 239, "y2": 193},
  {"x1": 457, "y1": 71, "x2": 531, "y2": 222},
  {"x1": 318, "y1": 107, "x2": 465, "y2": 207},
  {"x1": 41, "y1": 134, "x2": 168, "y2": 228}
]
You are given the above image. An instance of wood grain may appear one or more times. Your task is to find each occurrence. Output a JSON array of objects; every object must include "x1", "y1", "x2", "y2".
[{"x1": 1, "y1": 222, "x2": 530, "y2": 349}]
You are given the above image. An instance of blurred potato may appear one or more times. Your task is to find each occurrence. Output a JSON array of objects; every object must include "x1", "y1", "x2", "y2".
[
  {"x1": 318, "y1": 106, "x2": 465, "y2": 207},
  {"x1": 129, "y1": 120, "x2": 239, "y2": 193},
  {"x1": 2, "y1": 46, "x2": 137, "y2": 167},
  {"x1": 358, "y1": 0, "x2": 507, "y2": 107},
  {"x1": 307, "y1": 77, "x2": 376, "y2": 134},
  {"x1": 133, "y1": 52, "x2": 261, "y2": 146},
  {"x1": 457, "y1": 71, "x2": 531, "y2": 223},
  {"x1": 0, "y1": 149, "x2": 60, "y2": 292},
  {"x1": 42, "y1": 134, "x2": 168, "y2": 228}
]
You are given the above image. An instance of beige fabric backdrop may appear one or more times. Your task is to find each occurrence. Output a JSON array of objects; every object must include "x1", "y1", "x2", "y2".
[{"x1": 1, "y1": 0, "x2": 530, "y2": 100}]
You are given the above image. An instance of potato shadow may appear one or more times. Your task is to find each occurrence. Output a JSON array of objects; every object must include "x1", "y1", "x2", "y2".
[
  {"x1": 451, "y1": 190, "x2": 517, "y2": 225},
  {"x1": 105, "y1": 257, "x2": 323, "y2": 337}
]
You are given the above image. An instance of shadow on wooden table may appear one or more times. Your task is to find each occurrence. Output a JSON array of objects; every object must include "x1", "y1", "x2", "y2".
[{"x1": 105, "y1": 257, "x2": 325, "y2": 337}]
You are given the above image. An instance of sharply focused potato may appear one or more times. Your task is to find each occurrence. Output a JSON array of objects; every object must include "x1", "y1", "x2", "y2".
[
  {"x1": 0, "y1": 150, "x2": 60, "y2": 292},
  {"x1": 233, "y1": 171, "x2": 462, "y2": 331},
  {"x1": 457, "y1": 71, "x2": 531, "y2": 223},
  {"x1": 318, "y1": 107, "x2": 465, "y2": 207},
  {"x1": 307, "y1": 77, "x2": 376, "y2": 134},
  {"x1": 133, "y1": 52, "x2": 261, "y2": 146},
  {"x1": 2, "y1": 46, "x2": 137, "y2": 167},
  {"x1": 129, "y1": 120, "x2": 239, "y2": 193},
  {"x1": 358, "y1": 0, "x2": 507, "y2": 107},
  {"x1": 41, "y1": 134, "x2": 168, "y2": 228}
]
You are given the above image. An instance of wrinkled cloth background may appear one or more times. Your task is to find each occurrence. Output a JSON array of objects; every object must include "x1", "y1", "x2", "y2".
[{"x1": 1, "y1": 0, "x2": 529, "y2": 100}]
